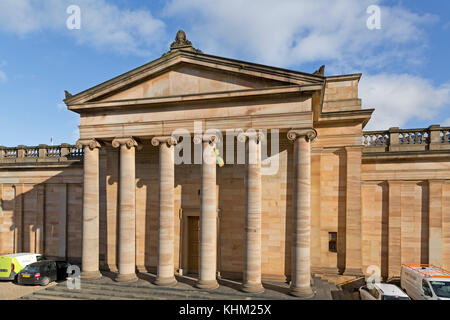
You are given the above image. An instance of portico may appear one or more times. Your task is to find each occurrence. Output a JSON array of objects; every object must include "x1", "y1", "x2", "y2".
[{"x1": 66, "y1": 31, "x2": 322, "y2": 296}]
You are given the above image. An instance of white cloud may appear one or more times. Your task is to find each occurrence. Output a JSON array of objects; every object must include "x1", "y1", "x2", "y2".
[
  {"x1": 163, "y1": 0, "x2": 436, "y2": 72},
  {"x1": 0, "y1": 71, "x2": 6, "y2": 84},
  {"x1": 360, "y1": 74, "x2": 450, "y2": 130},
  {"x1": 443, "y1": 118, "x2": 450, "y2": 127},
  {"x1": 0, "y1": 0, "x2": 166, "y2": 56},
  {"x1": 0, "y1": 60, "x2": 7, "y2": 84}
]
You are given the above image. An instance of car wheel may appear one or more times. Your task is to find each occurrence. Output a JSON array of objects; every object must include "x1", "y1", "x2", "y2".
[{"x1": 40, "y1": 277, "x2": 50, "y2": 286}]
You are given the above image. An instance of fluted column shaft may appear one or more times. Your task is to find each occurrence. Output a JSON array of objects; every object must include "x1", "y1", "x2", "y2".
[
  {"x1": 77, "y1": 139, "x2": 102, "y2": 279},
  {"x1": 239, "y1": 132, "x2": 264, "y2": 293},
  {"x1": 195, "y1": 134, "x2": 219, "y2": 289},
  {"x1": 287, "y1": 129, "x2": 316, "y2": 298},
  {"x1": 152, "y1": 136, "x2": 178, "y2": 286},
  {"x1": 113, "y1": 137, "x2": 138, "y2": 282}
]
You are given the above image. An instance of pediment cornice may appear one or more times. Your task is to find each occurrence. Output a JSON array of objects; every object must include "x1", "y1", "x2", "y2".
[{"x1": 64, "y1": 49, "x2": 325, "y2": 107}]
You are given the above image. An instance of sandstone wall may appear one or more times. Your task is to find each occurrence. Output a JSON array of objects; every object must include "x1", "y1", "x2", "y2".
[
  {"x1": 0, "y1": 167, "x2": 83, "y2": 261},
  {"x1": 361, "y1": 159, "x2": 450, "y2": 278}
]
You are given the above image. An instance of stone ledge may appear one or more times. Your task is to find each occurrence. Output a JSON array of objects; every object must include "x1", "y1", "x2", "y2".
[{"x1": 0, "y1": 160, "x2": 82, "y2": 169}]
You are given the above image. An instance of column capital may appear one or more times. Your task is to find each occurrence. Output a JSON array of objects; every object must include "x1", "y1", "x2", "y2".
[
  {"x1": 287, "y1": 128, "x2": 317, "y2": 142},
  {"x1": 151, "y1": 136, "x2": 178, "y2": 147},
  {"x1": 237, "y1": 131, "x2": 265, "y2": 144},
  {"x1": 76, "y1": 138, "x2": 101, "y2": 151},
  {"x1": 112, "y1": 137, "x2": 138, "y2": 149},
  {"x1": 193, "y1": 133, "x2": 220, "y2": 144}
]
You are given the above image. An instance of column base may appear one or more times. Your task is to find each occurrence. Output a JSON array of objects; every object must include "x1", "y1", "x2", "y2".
[
  {"x1": 195, "y1": 279, "x2": 219, "y2": 290},
  {"x1": 115, "y1": 273, "x2": 138, "y2": 283},
  {"x1": 241, "y1": 282, "x2": 264, "y2": 294},
  {"x1": 289, "y1": 286, "x2": 315, "y2": 299},
  {"x1": 81, "y1": 270, "x2": 102, "y2": 280},
  {"x1": 154, "y1": 276, "x2": 177, "y2": 287}
]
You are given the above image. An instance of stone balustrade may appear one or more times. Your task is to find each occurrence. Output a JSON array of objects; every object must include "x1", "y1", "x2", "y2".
[
  {"x1": 0, "y1": 144, "x2": 83, "y2": 164},
  {"x1": 363, "y1": 125, "x2": 450, "y2": 152}
]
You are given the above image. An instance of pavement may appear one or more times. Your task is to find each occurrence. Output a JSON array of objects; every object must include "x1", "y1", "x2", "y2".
[
  {"x1": 0, "y1": 280, "x2": 57, "y2": 300},
  {"x1": 14, "y1": 272, "x2": 347, "y2": 300}
]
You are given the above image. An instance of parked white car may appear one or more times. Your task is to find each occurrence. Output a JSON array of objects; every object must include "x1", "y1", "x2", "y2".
[
  {"x1": 359, "y1": 283, "x2": 410, "y2": 300},
  {"x1": 401, "y1": 264, "x2": 450, "y2": 300}
]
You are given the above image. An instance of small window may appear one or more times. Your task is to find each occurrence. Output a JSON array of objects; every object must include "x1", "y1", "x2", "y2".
[{"x1": 329, "y1": 232, "x2": 337, "y2": 252}]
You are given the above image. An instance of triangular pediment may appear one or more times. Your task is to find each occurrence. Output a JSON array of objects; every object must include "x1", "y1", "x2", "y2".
[
  {"x1": 99, "y1": 62, "x2": 292, "y2": 102},
  {"x1": 65, "y1": 50, "x2": 324, "y2": 106}
]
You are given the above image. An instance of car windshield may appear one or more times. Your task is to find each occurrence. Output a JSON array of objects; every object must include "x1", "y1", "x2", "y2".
[
  {"x1": 430, "y1": 281, "x2": 450, "y2": 298},
  {"x1": 22, "y1": 265, "x2": 40, "y2": 273},
  {"x1": 383, "y1": 295, "x2": 410, "y2": 300}
]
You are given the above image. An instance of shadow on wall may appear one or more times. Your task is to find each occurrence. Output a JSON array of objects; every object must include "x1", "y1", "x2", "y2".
[{"x1": 0, "y1": 166, "x2": 84, "y2": 264}]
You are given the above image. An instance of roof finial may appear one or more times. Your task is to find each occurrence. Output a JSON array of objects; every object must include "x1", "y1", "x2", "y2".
[
  {"x1": 167, "y1": 29, "x2": 202, "y2": 54},
  {"x1": 170, "y1": 30, "x2": 193, "y2": 50}
]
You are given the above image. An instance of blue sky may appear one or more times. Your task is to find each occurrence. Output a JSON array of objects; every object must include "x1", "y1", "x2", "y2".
[{"x1": 0, "y1": 0, "x2": 449, "y2": 147}]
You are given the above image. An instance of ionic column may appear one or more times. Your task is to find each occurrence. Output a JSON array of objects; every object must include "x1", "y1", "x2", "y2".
[
  {"x1": 287, "y1": 129, "x2": 317, "y2": 298},
  {"x1": 76, "y1": 139, "x2": 102, "y2": 279},
  {"x1": 112, "y1": 137, "x2": 139, "y2": 282},
  {"x1": 238, "y1": 131, "x2": 264, "y2": 293},
  {"x1": 152, "y1": 136, "x2": 178, "y2": 286},
  {"x1": 194, "y1": 134, "x2": 219, "y2": 289}
]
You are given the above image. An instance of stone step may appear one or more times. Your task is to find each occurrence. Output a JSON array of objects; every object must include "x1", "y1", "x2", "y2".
[
  {"x1": 44, "y1": 285, "x2": 200, "y2": 300},
  {"x1": 21, "y1": 292, "x2": 85, "y2": 300},
  {"x1": 311, "y1": 277, "x2": 333, "y2": 300},
  {"x1": 21, "y1": 275, "x2": 332, "y2": 300},
  {"x1": 32, "y1": 287, "x2": 162, "y2": 300},
  {"x1": 22, "y1": 289, "x2": 122, "y2": 300},
  {"x1": 45, "y1": 281, "x2": 255, "y2": 300},
  {"x1": 64, "y1": 279, "x2": 276, "y2": 300}
]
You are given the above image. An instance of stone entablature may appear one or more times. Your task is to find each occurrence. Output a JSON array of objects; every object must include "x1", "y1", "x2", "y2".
[
  {"x1": 363, "y1": 125, "x2": 450, "y2": 152},
  {"x1": 0, "y1": 144, "x2": 83, "y2": 165}
]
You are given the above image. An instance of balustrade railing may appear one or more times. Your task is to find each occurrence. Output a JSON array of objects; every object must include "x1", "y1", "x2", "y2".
[
  {"x1": 0, "y1": 144, "x2": 84, "y2": 162},
  {"x1": 46, "y1": 146, "x2": 62, "y2": 158},
  {"x1": 68, "y1": 146, "x2": 83, "y2": 157},
  {"x1": 362, "y1": 131, "x2": 389, "y2": 147},
  {"x1": 398, "y1": 129, "x2": 429, "y2": 145},
  {"x1": 442, "y1": 128, "x2": 450, "y2": 143},
  {"x1": 25, "y1": 147, "x2": 39, "y2": 158},
  {"x1": 363, "y1": 125, "x2": 450, "y2": 152}
]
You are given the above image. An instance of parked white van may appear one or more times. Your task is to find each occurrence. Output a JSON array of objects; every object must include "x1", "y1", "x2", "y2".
[{"x1": 401, "y1": 264, "x2": 450, "y2": 300}]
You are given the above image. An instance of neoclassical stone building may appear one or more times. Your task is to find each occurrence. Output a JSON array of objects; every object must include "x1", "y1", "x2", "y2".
[{"x1": 1, "y1": 31, "x2": 449, "y2": 297}]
